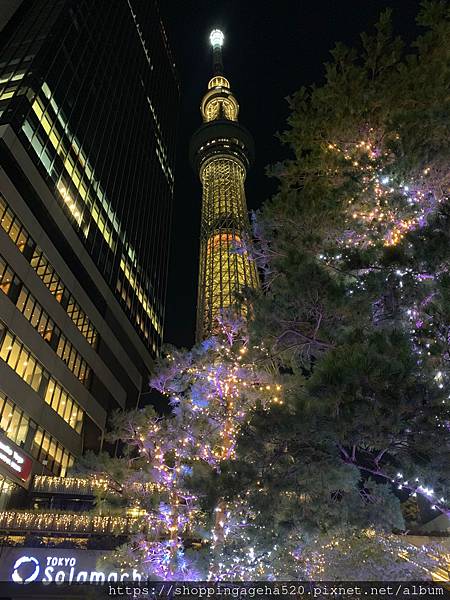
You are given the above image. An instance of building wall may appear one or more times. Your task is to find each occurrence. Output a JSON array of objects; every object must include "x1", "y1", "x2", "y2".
[
  {"x1": 0, "y1": 0, "x2": 179, "y2": 497},
  {"x1": 0, "y1": 0, "x2": 179, "y2": 353},
  {"x1": 0, "y1": 0, "x2": 24, "y2": 33}
]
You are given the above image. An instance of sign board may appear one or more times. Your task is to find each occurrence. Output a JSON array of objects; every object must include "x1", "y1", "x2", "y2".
[
  {"x1": 0, "y1": 433, "x2": 33, "y2": 483},
  {"x1": 0, "y1": 547, "x2": 143, "y2": 583}
]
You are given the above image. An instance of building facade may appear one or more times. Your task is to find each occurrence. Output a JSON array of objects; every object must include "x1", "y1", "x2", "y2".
[
  {"x1": 190, "y1": 30, "x2": 259, "y2": 341},
  {"x1": 0, "y1": 0, "x2": 179, "y2": 506}
]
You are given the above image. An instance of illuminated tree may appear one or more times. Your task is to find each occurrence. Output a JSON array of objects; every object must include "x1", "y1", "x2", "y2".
[
  {"x1": 204, "y1": 1, "x2": 450, "y2": 579},
  {"x1": 100, "y1": 2, "x2": 450, "y2": 580},
  {"x1": 95, "y1": 317, "x2": 275, "y2": 579}
]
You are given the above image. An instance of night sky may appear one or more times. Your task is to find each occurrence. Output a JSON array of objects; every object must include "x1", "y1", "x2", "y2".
[{"x1": 161, "y1": 0, "x2": 421, "y2": 349}]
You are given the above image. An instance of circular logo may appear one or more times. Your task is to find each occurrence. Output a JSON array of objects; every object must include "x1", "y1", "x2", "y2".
[{"x1": 11, "y1": 555, "x2": 40, "y2": 583}]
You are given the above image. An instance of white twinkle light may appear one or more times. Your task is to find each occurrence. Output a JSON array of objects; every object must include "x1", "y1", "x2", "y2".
[{"x1": 210, "y1": 29, "x2": 225, "y2": 48}]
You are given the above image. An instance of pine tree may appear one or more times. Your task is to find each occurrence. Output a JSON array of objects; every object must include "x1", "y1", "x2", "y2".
[{"x1": 205, "y1": 0, "x2": 450, "y2": 578}]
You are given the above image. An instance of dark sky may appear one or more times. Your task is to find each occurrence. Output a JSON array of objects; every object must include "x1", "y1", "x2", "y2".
[{"x1": 160, "y1": 0, "x2": 421, "y2": 349}]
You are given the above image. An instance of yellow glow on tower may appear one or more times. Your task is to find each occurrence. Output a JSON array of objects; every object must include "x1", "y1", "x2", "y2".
[{"x1": 190, "y1": 30, "x2": 259, "y2": 340}]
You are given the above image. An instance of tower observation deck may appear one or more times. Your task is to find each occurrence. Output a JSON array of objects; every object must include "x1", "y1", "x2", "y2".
[{"x1": 190, "y1": 29, "x2": 259, "y2": 341}]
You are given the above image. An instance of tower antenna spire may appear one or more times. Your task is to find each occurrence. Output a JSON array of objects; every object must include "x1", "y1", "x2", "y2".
[{"x1": 209, "y1": 29, "x2": 224, "y2": 75}]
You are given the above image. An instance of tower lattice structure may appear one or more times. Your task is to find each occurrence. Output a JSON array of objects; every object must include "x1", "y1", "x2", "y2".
[{"x1": 190, "y1": 30, "x2": 259, "y2": 341}]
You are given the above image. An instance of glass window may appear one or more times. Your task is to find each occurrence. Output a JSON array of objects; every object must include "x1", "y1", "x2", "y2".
[
  {"x1": 16, "y1": 415, "x2": 29, "y2": 446},
  {"x1": 29, "y1": 301, "x2": 40, "y2": 327},
  {"x1": 79, "y1": 362, "x2": 87, "y2": 383},
  {"x1": 7, "y1": 411, "x2": 20, "y2": 443},
  {"x1": 60, "y1": 451, "x2": 68, "y2": 474},
  {"x1": 69, "y1": 405, "x2": 77, "y2": 430},
  {"x1": 67, "y1": 348, "x2": 76, "y2": 371},
  {"x1": 50, "y1": 385, "x2": 61, "y2": 411},
  {"x1": 6, "y1": 338, "x2": 20, "y2": 370},
  {"x1": 30, "y1": 251, "x2": 40, "y2": 269},
  {"x1": 63, "y1": 397, "x2": 72, "y2": 422},
  {"x1": 30, "y1": 362, "x2": 42, "y2": 391},
  {"x1": 56, "y1": 336, "x2": 65, "y2": 359},
  {"x1": 31, "y1": 135, "x2": 44, "y2": 157},
  {"x1": 16, "y1": 288, "x2": 28, "y2": 312},
  {"x1": 73, "y1": 355, "x2": 81, "y2": 378},
  {"x1": 48, "y1": 439, "x2": 57, "y2": 470},
  {"x1": 0, "y1": 264, "x2": 13, "y2": 295},
  {"x1": 1, "y1": 208, "x2": 13, "y2": 233},
  {"x1": 41, "y1": 431, "x2": 50, "y2": 455},
  {"x1": 62, "y1": 342, "x2": 70, "y2": 364},
  {"x1": 66, "y1": 299, "x2": 76, "y2": 317},
  {"x1": 36, "y1": 312, "x2": 47, "y2": 336},
  {"x1": 16, "y1": 227, "x2": 28, "y2": 252},
  {"x1": 23, "y1": 355, "x2": 36, "y2": 386},
  {"x1": 58, "y1": 389, "x2": 67, "y2": 413},
  {"x1": 75, "y1": 410, "x2": 83, "y2": 434},
  {"x1": 43, "y1": 322, "x2": 53, "y2": 342},
  {"x1": 15, "y1": 348, "x2": 28, "y2": 378},
  {"x1": 48, "y1": 277, "x2": 60, "y2": 294},
  {"x1": 24, "y1": 295, "x2": 35, "y2": 319},
  {"x1": 42, "y1": 270, "x2": 52, "y2": 285},
  {"x1": 44, "y1": 379, "x2": 55, "y2": 405},
  {"x1": 0, "y1": 402, "x2": 12, "y2": 433},
  {"x1": 31, "y1": 428, "x2": 43, "y2": 457},
  {"x1": 54, "y1": 445, "x2": 62, "y2": 466},
  {"x1": 8, "y1": 219, "x2": 20, "y2": 243},
  {"x1": 22, "y1": 119, "x2": 34, "y2": 141}
]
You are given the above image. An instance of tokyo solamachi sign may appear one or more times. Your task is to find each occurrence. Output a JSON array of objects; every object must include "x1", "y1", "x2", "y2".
[{"x1": 0, "y1": 548, "x2": 143, "y2": 583}]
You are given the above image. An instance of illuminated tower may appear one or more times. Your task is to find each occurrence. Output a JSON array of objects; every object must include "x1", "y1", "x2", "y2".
[{"x1": 190, "y1": 29, "x2": 259, "y2": 341}]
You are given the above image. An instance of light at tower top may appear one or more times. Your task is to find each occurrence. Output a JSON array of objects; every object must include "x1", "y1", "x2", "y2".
[{"x1": 210, "y1": 29, "x2": 224, "y2": 48}]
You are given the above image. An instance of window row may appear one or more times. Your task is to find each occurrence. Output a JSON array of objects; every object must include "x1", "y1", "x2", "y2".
[
  {"x1": 0, "y1": 254, "x2": 91, "y2": 386},
  {"x1": 22, "y1": 93, "x2": 161, "y2": 355},
  {"x1": 44, "y1": 376, "x2": 83, "y2": 434},
  {"x1": 16, "y1": 285, "x2": 91, "y2": 384},
  {"x1": 0, "y1": 390, "x2": 74, "y2": 477},
  {"x1": 119, "y1": 256, "x2": 161, "y2": 334},
  {"x1": 31, "y1": 248, "x2": 98, "y2": 347},
  {"x1": 31, "y1": 427, "x2": 74, "y2": 477},
  {"x1": 25, "y1": 83, "x2": 156, "y2": 334},
  {"x1": 28, "y1": 90, "x2": 118, "y2": 254},
  {"x1": 0, "y1": 391, "x2": 29, "y2": 447},
  {"x1": 0, "y1": 324, "x2": 84, "y2": 433},
  {"x1": 0, "y1": 192, "x2": 99, "y2": 348},
  {"x1": 116, "y1": 273, "x2": 153, "y2": 347},
  {"x1": 0, "y1": 194, "x2": 29, "y2": 253},
  {"x1": 0, "y1": 329, "x2": 43, "y2": 393},
  {"x1": 56, "y1": 332, "x2": 90, "y2": 384},
  {"x1": 16, "y1": 285, "x2": 53, "y2": 342}
]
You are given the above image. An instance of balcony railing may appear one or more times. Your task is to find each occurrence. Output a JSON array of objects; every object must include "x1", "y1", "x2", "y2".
[{"x1": 0, "y1": 511, "x2": 141, "y2": 535}]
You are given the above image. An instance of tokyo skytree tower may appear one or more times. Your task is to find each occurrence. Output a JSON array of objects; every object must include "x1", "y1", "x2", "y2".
[{"x1": 190, "y1": 29, "x2": 259, "y2": 341}]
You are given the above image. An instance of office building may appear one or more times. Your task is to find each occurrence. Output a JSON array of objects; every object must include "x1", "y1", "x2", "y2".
[{"x1": 0, "y1": 0, "x2": 179, "y2": 506}]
